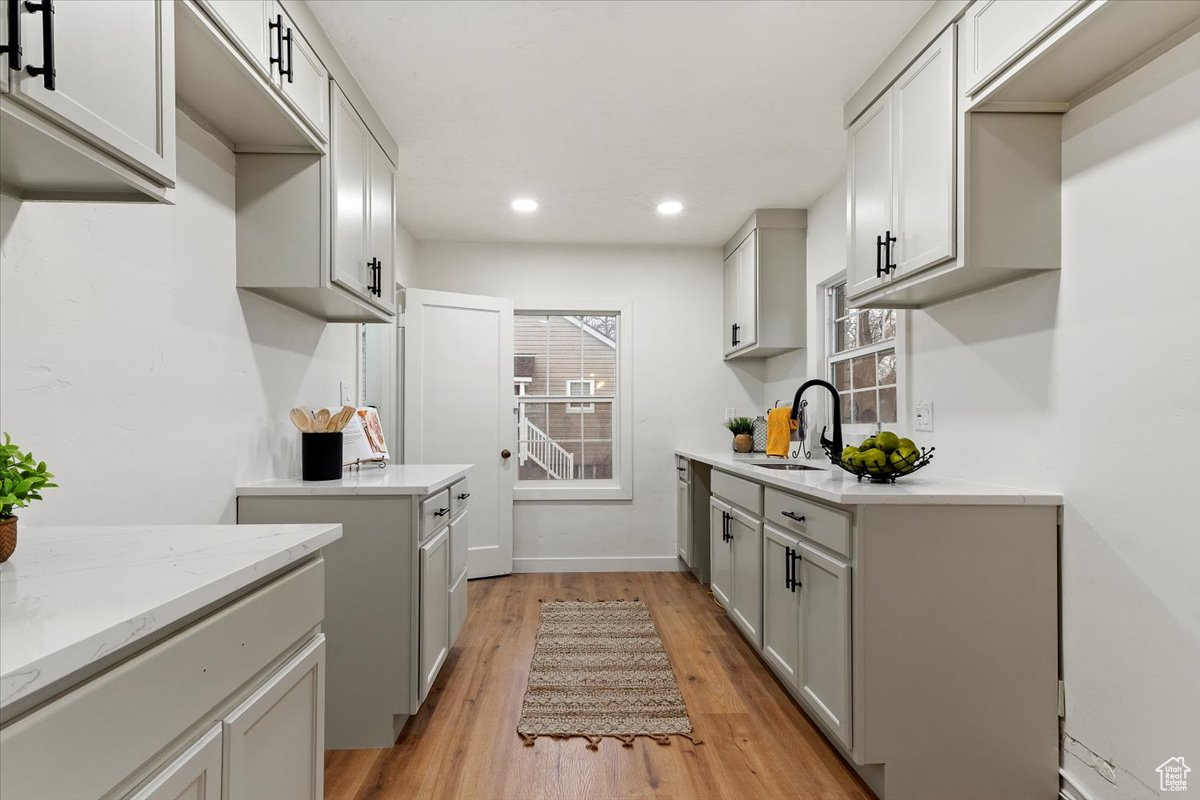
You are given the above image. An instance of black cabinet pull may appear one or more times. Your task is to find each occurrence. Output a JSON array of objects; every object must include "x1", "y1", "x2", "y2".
[
  {"x1": 269, "y1": 14, "x2": 284, "y2": 75},
  {"x1": 781, "y1": 511, "x2": 806, "y2": 523},
  {"x1": 23, "y1": 0, "x2": 53, "y2": 91},
  {"x1": 885, "y1": 230, "x2": 897, "y2": 273},
  {"x1": 434, "y1": 507, "x2": 450, "y2": 518},
  {"x1": 457, "y1": 492, "x2": 470, "y2": 500},
  {"x1": 367, "y1": 258, "x2": 382, "y2": 296},
  {"x1": 875, "y1": 233, "x2": 885, "y2": 278},
  {"x1": 282, "y1": 26, "x2": 294, "y2": 83},
  {"x1": 731, "y1": 323, "x2": 740, "y2": 347},
  {"x1": 784, "y1": 546, "x2": 793, "y2": 589},
  {"x1": 1, "y1": 0, "x2": 21, "y2": 70},
  {"x1": 785, "y1": 546, "x2": 802, "y2": 592}
]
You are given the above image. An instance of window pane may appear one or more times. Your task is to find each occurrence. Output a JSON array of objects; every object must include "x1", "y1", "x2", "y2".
[
  {"x1": 581, "y1": 402, "x2": 612, "y2": 440},
  {"x1": 583, "y1": 441, "x2": 613, "y2": 480},
  {"x1": 852, "y1": 390, "x2": 878, "y2": 424},
  {"x1": 833, "y1": 284, "x2": 846, "y2": 320},
  {"x1": 851, "y1": 354, "x2": 876, "y2": 389},
  {"x1": 514, "y1": 315, "x2": 549, "y2": 394},
  {"x1": 837, "y1": 315, "x2": 857, "y2": 353},
  {"x1": 858, "y1": 310, "x2": 885, "y2": 347},
  {"x1": 547, "y1": 402, "x2": 583, "y2": 441},
  {"x1": 878, "y1": 387, "x2": 897, "y2": 424},
  {"x1": 883, "y1": 309, "x2": 896, "y2": 340},
  {"x1": 832, "y1": 360, "x2": 851, "y2": 391},
  {"x1": 877, "y1": 349, "x2": 896, "y2": 385},
  {"x1": 840, "y1": 393, "x2": 852, "y2": 422}
]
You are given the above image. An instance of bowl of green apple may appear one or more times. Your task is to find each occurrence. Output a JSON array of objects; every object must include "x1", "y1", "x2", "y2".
[{"x1": 824, "y1": 431, "x2": 935, "y2": 483}]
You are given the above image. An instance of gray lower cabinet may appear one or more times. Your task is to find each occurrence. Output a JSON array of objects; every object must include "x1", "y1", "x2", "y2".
[
  {"x1": 419, "y1": 527, "x2": 451, "y2": 700},
  {"x1": 795, "y1": 539, "x2": 851, "y2": 748},
  {"x1": 709, "y1": 496, "x2": 733, "y2": 608},
  {"x1": 127, "y1": 725, "x2": 222, "y2": 800},
  {"x1": 728, "y1": 506, "x2": 762, "y2": 648},
  {"x1": 0, "y1": 560, "x2": 326, "y2": 800},
  {"x1": 762, "y1": 524, "x2": 801, "y2": 688},
  {"x1": 676, "y1": 477, "x2": 689, "y2": 563}
]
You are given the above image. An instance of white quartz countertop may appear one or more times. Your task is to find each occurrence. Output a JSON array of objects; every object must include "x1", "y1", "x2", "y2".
[
  {"x1": 676, "y1": 449, "x2": 1061, "y2": 506},
  {"x1": 236, "y1": 463, "x2": 473, "y2": 497},
  {"x1": 0, "y1": 523, "x2": 341, "y2": 712}
]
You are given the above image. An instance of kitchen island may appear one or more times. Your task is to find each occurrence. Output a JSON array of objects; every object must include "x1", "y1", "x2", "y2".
[
  {"x1": 237, "y1": 463, "x2": 473, "y2": 749},
  {"x1": 675, "y1": 449, "x2": 1061, "y2": 800},
  {"x1": 0, "y1": 523, "x2": 340, "y2": 800}
]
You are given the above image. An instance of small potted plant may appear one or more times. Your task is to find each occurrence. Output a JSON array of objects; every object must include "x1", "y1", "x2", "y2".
[
  {"x1": 724, "y1": 416, "x2": 756, "y2": 453},
  {"x1": 0, "y1": 434, "x2": 57, "y2": 563}
]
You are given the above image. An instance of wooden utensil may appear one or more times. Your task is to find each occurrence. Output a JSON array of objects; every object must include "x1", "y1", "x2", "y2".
[
  {"x1": 289, "y1": 407, "x2": 313, "y2": 432},
  {"x1": 315, "y1": 408, "x2": 332, "y2": 433},
  {"x1": 333, "y1": 405, "x2": 356, "y2": 431}
]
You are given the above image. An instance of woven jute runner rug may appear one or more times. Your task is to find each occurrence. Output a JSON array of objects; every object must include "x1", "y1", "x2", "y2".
[{"x1": 517, "y1": 599, "x2": 701, "y2": 750}]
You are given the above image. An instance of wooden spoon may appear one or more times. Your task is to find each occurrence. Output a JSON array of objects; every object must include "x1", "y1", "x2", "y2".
[
  {"x1": 289, "y1": 407, "x2": 313, "y2": 432},
  {"x1": 334, "y1": 406, "x2": 356, "y2": 431},
  {"x1": 314, "y1": 408, "x2": 332, "y2": 433}
]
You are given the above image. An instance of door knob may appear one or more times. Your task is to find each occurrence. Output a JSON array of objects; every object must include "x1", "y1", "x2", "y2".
[{"x1": 501, "y1": 449, "x2": 512, "y2": 459}]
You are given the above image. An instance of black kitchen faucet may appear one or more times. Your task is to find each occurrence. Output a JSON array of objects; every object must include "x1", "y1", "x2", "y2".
[{"x1": 790, "y1": 379, "x2": 844, "y2": 464}]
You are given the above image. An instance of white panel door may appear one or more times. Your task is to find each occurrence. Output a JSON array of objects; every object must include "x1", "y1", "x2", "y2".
[
  {"x1": 728, "y1": 505, "x2": 762, "y2": 647},
  {"x1": 366, "y1": 139, "x2": 396, "y2": 312},
  {"x1": 223, "y1": 634, "x2": 325, "y2": 800},
  {"x1": 762, "y1": 524, "x2": 800, "y2": 688},
  {"x1": 13, "y1": 0, "x2": 174, "y2": 185},
  {"x1": 892, "y1": 27, "x2": 956, "y2": 278},
  {"x1": 405, "y1": 289, "x2": 515, "y2": 578},
  {"x1": 797, "y1": 540, "x2": 852, "y2": 748},
  {"x1": 127, "y1": 725, "x2": 222, "y2": 800},
  {"x1": 735, "y1": 232, "x2": 758, "y2": 350},
  {"x1": 330, "y1": 84, "x2": 369, "y2": 300},
  {"x1": 709, "y1": 497, "x2": 732, "y2": 608},
  {"x1": 202, "y1": 0, "x2": 269, "y2": 73},
  {"x1": 419, "y1": 527, "x2": 450, "y2": 700},
  {"x1": 274, "y1": 5, "x2": 329, "y2": 141},
  {"x1": 846, "y1": 92, "x2": 892, "y2": 299},
  {"x1": 722, "y1": 251, "x2": 738, "y2": 356}
]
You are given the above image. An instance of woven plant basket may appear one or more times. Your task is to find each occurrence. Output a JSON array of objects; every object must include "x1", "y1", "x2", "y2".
[{"x1": 0, "y1": 516, "x2": 16, "y2": 563}]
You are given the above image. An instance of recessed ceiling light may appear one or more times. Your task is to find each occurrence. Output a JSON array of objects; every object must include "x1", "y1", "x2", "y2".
[
  {"x1": 657, "y1": 200, "x2": 683, "y2": 215},
  {"x1": 511, "y1": 198, "x2": 538, "y2": 213}
]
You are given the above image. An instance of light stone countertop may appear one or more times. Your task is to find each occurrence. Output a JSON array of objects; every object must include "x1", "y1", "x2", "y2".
[
  {"x1": 0, "y1": 523, "x2": 342, "y2": 713},
  {"x1": 236, "y1": 464, "x2": 473, "y2": 496},
  {"x1": 676, "y1": 449, "x2": 1062, "y2": 506}
]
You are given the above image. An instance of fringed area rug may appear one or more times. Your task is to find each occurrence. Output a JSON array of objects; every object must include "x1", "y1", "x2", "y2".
[{"x1": 517, "y1": 599, "x2": 701, "y2": 750}]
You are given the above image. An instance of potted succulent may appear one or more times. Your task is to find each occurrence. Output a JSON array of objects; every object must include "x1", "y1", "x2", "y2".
[
  {"x1": 724, "y1": 416, "x2": 756, "y2": 454},
  {"x1": 0, "y1": 434, "x2": 57, "y2": 563}
]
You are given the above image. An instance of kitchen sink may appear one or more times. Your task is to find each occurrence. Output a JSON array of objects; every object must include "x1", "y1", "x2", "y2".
[{"x1": 748, "y1": 462, "x2": 823, "y2": 471}]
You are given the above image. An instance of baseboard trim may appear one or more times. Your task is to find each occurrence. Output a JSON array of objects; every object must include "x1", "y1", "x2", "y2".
[
  {"x1": 513, "y1": 556, "x2": 682, "y2": 573},
  {"x1": 1060, "y1": 767, "x2": 1098, "y2": 800}
]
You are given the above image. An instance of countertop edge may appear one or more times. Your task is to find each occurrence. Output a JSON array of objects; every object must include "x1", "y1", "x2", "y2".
[
  {"x1": 0, "y1": 523, "x2": 343, "y2": 713},
  {"x1": 675, "y1": 449, "x2": 1063, "y2": 506},
  {"x1": 235, "y1": 465, "x2": 474, "y2": 496}
]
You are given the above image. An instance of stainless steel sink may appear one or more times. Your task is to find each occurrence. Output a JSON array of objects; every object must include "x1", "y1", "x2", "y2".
[{"x1": 747, "y1": 462, "x2": 823, "y2": 471}]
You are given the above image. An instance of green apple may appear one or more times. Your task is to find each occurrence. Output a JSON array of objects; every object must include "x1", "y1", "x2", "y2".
[
  {"x1": 875, "y1": 431, "x2": 900, "y2": 453},
  {"x1": 898, "y1": 437, "x2": 917, "y2": 451},
  {"x1": 860, "y1": 437, "x2": 877, "y2": 451},
  {"x1": 840, "y1": 446, "x2": 860, "y2": 465},
  {"x1": 861, "y1": 448, "x2": 889, "y2": 474},
  {"x1": 890, "y1": 448, "x2": 918, "y2": 474}
]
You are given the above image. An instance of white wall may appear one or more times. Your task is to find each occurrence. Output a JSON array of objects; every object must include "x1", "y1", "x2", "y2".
[
  {"x1": 790, "y1": 38, "x2": 1200, "y2": 799},
  {"x1": 0, "y1": 113, "x2": 358, "y2": 525},
  {"x1": 413, "y1": 241, "x2": 764, "y2": 570}
]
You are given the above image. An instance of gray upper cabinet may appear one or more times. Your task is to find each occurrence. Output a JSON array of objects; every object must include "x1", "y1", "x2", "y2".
[
  {"x1": 721, "y1": 210, "x2": 807, "y2": 360},
  {"x1": 201, "y1": 0, "x2": 271, "y2": 75},
  {"x1": 960, "y1": 0, "x2": 1084, "y2": 97},
  {"x1": 273, "y1": 2, "x2": 330, "y2": 143},
  {"x1": 0, "y1": 0, "x2": 175, "y2": 202}
]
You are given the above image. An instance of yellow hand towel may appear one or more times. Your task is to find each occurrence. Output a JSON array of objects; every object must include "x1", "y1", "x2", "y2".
[{"x1": 766, "y1": 407, "x2": 797, "y2": 457}]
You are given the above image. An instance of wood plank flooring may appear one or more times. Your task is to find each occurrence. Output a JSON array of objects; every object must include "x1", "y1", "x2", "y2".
[{"x1": 324, "y1": 572, "x2": 873, "y2": 800}]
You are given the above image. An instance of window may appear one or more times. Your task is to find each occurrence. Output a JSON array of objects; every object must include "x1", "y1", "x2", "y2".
[
  {"x1": 826, "y1": 281, "x2": 900, "y2": 428},
  {"x1": 513, "y1": 307, "x2": 632, "y2": 500}
]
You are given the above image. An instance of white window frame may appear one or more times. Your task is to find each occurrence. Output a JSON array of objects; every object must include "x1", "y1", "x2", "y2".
[
  {"x1": 817, "y1": 274, "x2": 908, "y2": 443},
  {"x1": 565, "y1": 379, "x2": 595, "y2": 414},
  {"x1": 513, "y1": 300, "x2": 633, "y2": 502}
]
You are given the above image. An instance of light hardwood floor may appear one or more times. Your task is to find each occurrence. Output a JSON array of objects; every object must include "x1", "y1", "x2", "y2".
[{"x1": 324, "y1": 571, "x2": 873, "y2": 800}]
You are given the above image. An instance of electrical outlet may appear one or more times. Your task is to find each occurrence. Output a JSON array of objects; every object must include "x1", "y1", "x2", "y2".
[
  {"x1": 914, "y1": 400, "x2": 934, "y2": 432},
  {"x1": 340, "y1": 381, "x2": 354, "y2": 407}
]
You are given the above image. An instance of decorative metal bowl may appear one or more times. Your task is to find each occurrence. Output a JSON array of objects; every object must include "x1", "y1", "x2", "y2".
[{"x1": 821, "y1": 443, "x2": 936, "y2": 484}]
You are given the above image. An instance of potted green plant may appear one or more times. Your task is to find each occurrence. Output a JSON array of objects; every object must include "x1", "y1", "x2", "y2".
[
  {"x1": 0, "y1": 434, "x2": 57, "y2": 563},
  {"x1": 723, "y1": 416, "x2": 756, "y2": 454}
]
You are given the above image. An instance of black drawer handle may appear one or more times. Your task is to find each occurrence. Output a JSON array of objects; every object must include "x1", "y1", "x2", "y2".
[
  {"x1": 731, "y1": 322, "x2": 740, "y2": 347},
  {"x1": 781, "y1": 511, "x2": 806, "y2": 523},
  {"x1": 269, "y1": 14, "x2": 284, "y2": 74},
  {"x1": 1, "y1": 0, "x2": 21, "y2": 70},
  {"x1": 433, "y1": 507, "x2": 450, "y2": 518},
  {"x1": 24, "y1": 0, "x2": 53, "y2": 91},
  {"x1": 786, "y1": 547, "x2": 803, "y2": 592},
  {"x1": 282, "y1": 26, "x2": 294, "y2": 83},
  {"x1": 457, "y1": 492, "x2": 470, "y2": 500}
]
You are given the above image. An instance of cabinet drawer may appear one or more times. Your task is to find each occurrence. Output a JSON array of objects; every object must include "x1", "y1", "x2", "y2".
[
  {"x1": 712, "y1": 469, "x2": 763, "y2": 517},
  {"x1": 420, "y1": 488, "x2": 452, "y2": 541},
  {"x1": 764, "y1": 488, "x2": 851, "y2": 558},
  {"x1": 450, "y1": 478, "x2": 471, "y2": 518},
  {"x1": 0, "y1": 560, "x2": 324, "y2": 800},
  {"x1": 675, "y1": 457, "x2": 689, "y2": 481}
]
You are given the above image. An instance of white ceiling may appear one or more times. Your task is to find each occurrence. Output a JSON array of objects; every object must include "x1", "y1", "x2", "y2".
[{"x1": 308, "y1": 0, "x2": 933, "y2": 246}]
